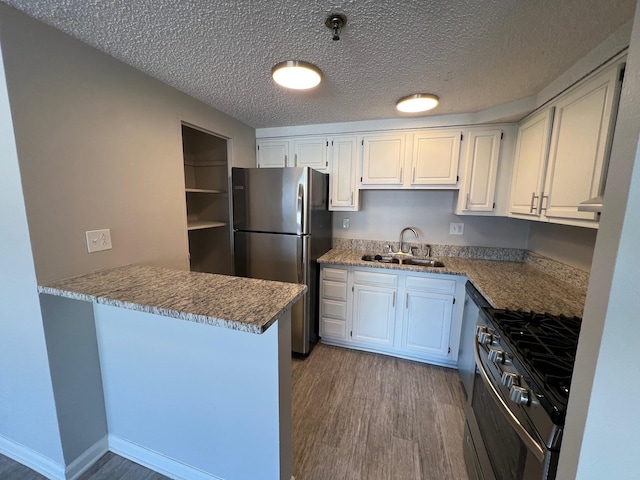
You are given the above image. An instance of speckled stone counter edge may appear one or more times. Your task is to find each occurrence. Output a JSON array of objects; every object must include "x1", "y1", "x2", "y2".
[
  {"x1": 332, "y1": 238, "x2": 589, "y2": 290},
  {"x1": 38, "y1": 265, "x2": 307, "y2": 335}
]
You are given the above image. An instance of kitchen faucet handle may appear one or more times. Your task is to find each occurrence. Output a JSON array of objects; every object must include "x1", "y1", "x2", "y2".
[
  {"x1": 410, "y1": 246, "x2": 418, "y2": 256},
  {"x1": 385, "y1": 244, "x2": 393, "y2": 254}
]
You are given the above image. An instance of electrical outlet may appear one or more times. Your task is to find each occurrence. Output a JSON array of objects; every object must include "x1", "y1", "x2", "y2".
[
  {"x1": 86, "y1": 229, "x2": 112, "y2": 253},
  {"x1": 342, "y1": 218, "x2": 350, "y2": 229},
  {"x1": 449, "y1": 223, "x2": 464, "y2": 235}
]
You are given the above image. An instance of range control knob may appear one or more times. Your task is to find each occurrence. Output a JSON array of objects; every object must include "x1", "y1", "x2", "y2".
[
  {"x1": 509, "y1": 386, "x2": 530, "y2": 406},
  {"x1": 501, "y1": 372, "x2": 519, "y2": 388},
  {"x1": 478, "y1": 331, "x2": 495, "y2": 345},
  {"x1": 488, "y1": 348, "x2": 511, "y2": 364}
]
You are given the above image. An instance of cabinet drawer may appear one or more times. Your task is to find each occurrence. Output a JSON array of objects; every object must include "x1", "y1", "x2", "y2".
[
  {"x1": 321, "y1": 317, "x2": 347, "y2": 339},
  {"x1": 405, "y1": 275, "x2": 456, "y2": 294},
  {"x1": 321, "y1": 299, "x2": 347, "y2": 320},
  {"x1": 322, "y1": 280, "x2": 348, "y2": 301},
  {"x1": 322, "y1": 267, "x2": 348, "y2": 282},
  {"x1": 353, "y1": 270, "x2": 398, "y2": 288}
]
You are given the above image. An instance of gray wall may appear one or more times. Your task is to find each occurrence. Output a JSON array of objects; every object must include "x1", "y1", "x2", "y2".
[
  {"x1": 0, "y1": 4, "x2": 256, "y2": 284},
  {"x1": 333, "y1": 190, "x2": 531, "y2": 249},
  {"x1": 527, "y1": 222, "x2": 597, "y2": 271},
  {"x1": 0, "y1": 33, "x2": 64, "y2": 471},
  {"x1": 40, "y1": 295, "x2": 107, "y2": 465},
  {"x1": 558, "y1": 0, "x2": 640, "y2": 476}
]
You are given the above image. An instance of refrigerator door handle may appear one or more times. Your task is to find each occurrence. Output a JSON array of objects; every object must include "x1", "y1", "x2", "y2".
[
  {"x1": 297, "y1": 239, "x2": 305, "y2": 284},
  {"x1": 296, "y1": 182, "x2": 305, "y2": 235}
]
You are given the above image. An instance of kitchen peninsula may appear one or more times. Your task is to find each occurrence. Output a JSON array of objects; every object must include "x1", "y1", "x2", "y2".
[{"x1": 38, "y1": 265, "x2": 305, "y2": 480}]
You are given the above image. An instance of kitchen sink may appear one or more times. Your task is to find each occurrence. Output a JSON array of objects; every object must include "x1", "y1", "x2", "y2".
[{"x1": 361, "y1": 254, "x2": 444, "y2": 268}]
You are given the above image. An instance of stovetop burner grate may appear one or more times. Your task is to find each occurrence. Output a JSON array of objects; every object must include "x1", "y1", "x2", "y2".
[{"x1": 483, "y1": 308, "x2": 582, "y2": 415}]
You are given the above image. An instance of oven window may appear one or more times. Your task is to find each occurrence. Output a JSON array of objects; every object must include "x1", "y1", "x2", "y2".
[{"x1": 472, "y1": 372, "x2": 529, "y2": 480}]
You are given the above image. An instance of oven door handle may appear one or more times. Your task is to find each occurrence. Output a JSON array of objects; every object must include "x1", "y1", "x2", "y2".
[{"x1": 474, "y1": 338, "x2": 546, "y2": 462}]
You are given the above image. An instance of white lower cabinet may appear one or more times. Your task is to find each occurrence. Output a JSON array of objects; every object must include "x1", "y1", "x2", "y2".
[{"x1": 320, "y1": 265, "x2": 464, "y2": 367}]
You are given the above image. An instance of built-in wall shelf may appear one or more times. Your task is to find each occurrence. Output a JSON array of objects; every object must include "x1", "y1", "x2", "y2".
[
  {"x1": 182, "y1": 124, "x2": 233, "y2": 275},
  {"x1": 187, "y1": 220, "x2": 228, "y2": 231},
  {"x1": 184, "y1": 160, "x2": 227, "y2": 168},
  {"x1": 186, "y1": 188, "x2": 227, "y2": 195}
]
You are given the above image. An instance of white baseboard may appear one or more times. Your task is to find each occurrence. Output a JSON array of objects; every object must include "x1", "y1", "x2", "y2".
[
  {"x1": 0, "y1": 433, "x2": 65, "y2": 479},
  {"x1": 66, "y1": 436, "x2": 109, "y2": 480},
  {"x1": 108, "y1": 435, "x2": 224, "y2": 480}
]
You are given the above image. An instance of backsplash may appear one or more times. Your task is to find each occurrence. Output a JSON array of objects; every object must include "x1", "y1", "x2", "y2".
[
  {"x1": 332, "y1": 238, "x2": 589, "y2": 290},
  {"x1": 332, "y1": 238, "x2": 526, "y2": 261},
  {"x1": 524, "y1": 251, "x2": 590, "y2": 291}
]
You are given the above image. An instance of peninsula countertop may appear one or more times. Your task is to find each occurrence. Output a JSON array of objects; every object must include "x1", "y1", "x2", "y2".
[
  {"x1": 38, "y1": 264, "x2": 307, "y2": 334},
  {"x1": 318, "y1": 249, "x2": 586, "y2": 318}
]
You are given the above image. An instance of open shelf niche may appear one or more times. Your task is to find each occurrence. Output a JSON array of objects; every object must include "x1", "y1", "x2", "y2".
[{"x1": 182, "y1": 124, "x2": 233, "y2": 275}]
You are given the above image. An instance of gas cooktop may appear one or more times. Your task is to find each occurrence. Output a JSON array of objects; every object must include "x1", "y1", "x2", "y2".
[{"x1": 482, "y1": 308, "x2": 582, "y2": 423}]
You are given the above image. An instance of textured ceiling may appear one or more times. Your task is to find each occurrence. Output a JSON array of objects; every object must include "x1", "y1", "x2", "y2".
[{"x1": 1, "y1": 0, "x2": 635, "y2": 128}]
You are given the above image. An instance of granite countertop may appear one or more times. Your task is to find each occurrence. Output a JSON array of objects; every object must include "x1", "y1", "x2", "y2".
[
  {"x1": 38, "y1": 264, "x2": 307, "y2": 334},
  {"x1": 318, "y1": 249, "x2": 586, "y2": 317}
]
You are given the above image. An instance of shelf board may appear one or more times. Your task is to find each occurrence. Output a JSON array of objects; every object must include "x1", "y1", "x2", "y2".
[
  {"x1": 184, "y1": 160, "x2": 227, "y2": 167},
  {"x1": 185, "y1": 188, "x2": 227, "y2": 195},
  {"x1": 187, "y1": 220, "x2": 228, "y2": 231}
]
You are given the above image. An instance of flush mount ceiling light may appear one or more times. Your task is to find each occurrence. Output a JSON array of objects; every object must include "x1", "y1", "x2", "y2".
[
  {"x1": 396, "y1": 94, "x2": 440, "y2": 113},
  {"x1": 271, "y1": 60, "x2": 322, "y2": 90}
]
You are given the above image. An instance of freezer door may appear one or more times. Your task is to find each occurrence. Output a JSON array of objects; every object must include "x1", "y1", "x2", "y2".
[
  {"x1": 232, "y1": 167, "x2": 311, "y2": 235},
  {"x1": 234, "y1": 231, "x2": 314, "y2": 354}
]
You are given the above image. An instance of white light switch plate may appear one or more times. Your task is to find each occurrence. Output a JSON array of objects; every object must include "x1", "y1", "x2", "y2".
[
  {"x1": 449, "y1": 223, "x2": 464, "y2": 235},
  {"x1": 86, "y1": 229, "x2": 112, "y2": 253}
]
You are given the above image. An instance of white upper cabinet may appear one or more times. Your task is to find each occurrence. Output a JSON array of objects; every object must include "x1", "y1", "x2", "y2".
[
  {"x1": 293, "y1": 137, "x2": 329, "y2": 172},
  {"x1": 509, "y1": 109, "x2": 554, "y2": 218},
  {"x1": 329, "y1": 136, "x2": 360, "y2": 211},
  {"x1": 361, "y1": 134, "x2": 406, "y2": 185},
  {"x1": 456, "y1": 129, "x2": 503, "y2": 213},
  {"x1": 410, "y1": 131, "x2": 461, "y2": 186},
  {"x1": 542, "y1": 64, "x2": 622, "y2": 224},
  {"x1": 256, "y1": 139, "x2": 290, "y2": 168},
  {"x1": 509, "y1": 60, "x2": 623, "y2": 227},
  {"x1": 360, "y1": 130, "x2": 462, "y2": 189}
]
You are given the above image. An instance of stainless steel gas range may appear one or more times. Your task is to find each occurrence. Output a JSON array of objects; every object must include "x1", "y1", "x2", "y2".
[{"x1": 463, "y1": 308, "x2": 581, "y2": 480}]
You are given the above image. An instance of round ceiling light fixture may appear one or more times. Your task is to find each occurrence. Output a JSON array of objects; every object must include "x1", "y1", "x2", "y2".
[
  {"x1": 396, "y1": 93, "x2": 439, "y2": 113},
  {"x1": 272, "y1": 60, "x2": 322, "y2": 90}
]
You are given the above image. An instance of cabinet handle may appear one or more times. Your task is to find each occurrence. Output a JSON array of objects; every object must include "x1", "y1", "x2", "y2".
[
  {"x1": 529, "y1": 192, "x2": 539, "y2": 213},
  {"x1": 285, "y1": 154, "x2": 288, "y2": 166},
  {"x1": 350, "y1": 192, "x2": 353, "y2": 205},
  {"x1": 294, "y1": 154, "x2": 297, "y2": 165},
  {"x1": 392, "y1": 291, "x2": 396, "y2": 307},
  {"x1": 465, "y1": 193, "x2": 471, "y2": 210},
  {"x1": 399, "y1": 167, "x2": 403, "y2": 182},
  {"x1": 412, "y1": 166, "x2": 416, "y2": 182},
  {"x1": 539, "y1": 194, "x2": 549, "y2": 214},
  {"x1": 405, "y1": 293, "x2": 409, "y2": 309}
]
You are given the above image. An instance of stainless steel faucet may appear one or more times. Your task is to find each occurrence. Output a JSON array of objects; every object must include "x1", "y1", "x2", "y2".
[{"x1": 398, "y1": 227, "x2": 419, "y2": 254}]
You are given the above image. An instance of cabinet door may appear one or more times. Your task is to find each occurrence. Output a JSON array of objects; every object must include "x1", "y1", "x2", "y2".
[
  {"x1": 257, "y1": 140, "x2": 289, "y2": 168},
  {"x1": 542, "y1": 64, "x2": 622, "y2": 224},
  {"x1": 329, "y1": 136, "x2": 359, "y2": 211},
  {"x1": 401, "y1": 290, "x2": 453, "y2": 358},
  {"x1": 508, "y1": 108, "x2": 554, "y2": 217},
  {"x1": 458, "y1": 130, "x2": 502, "y2": 212},
  {"x1": 361, "y1": 134, "x2": 405, "y2": 185},
  {"x1": 294, "y1": 137, "x2": 329, "y2": 172},
  {"x1": 352, "y1": 284, "x2": 396, "y2": 346},
  {"x1": 410, "y1": 131, "x2": 461, "y2": 185}
]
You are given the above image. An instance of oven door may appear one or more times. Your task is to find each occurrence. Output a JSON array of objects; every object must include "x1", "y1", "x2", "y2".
[{"x1": 463, "y1": 329, "x2": 557, "y2": 480}]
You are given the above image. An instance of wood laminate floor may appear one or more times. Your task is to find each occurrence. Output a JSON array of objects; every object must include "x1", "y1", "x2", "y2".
[
  {"x1": 1, "y1": 344, "x2": 468, "y2": 480},
  {"x1": 292, "y1": 344, "x2": 469, "y2": 480}
]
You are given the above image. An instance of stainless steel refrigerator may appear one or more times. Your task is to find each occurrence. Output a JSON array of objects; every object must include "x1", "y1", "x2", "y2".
[{"x1": 232, "y1": 167, "x2": 332, "y2": 355}]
